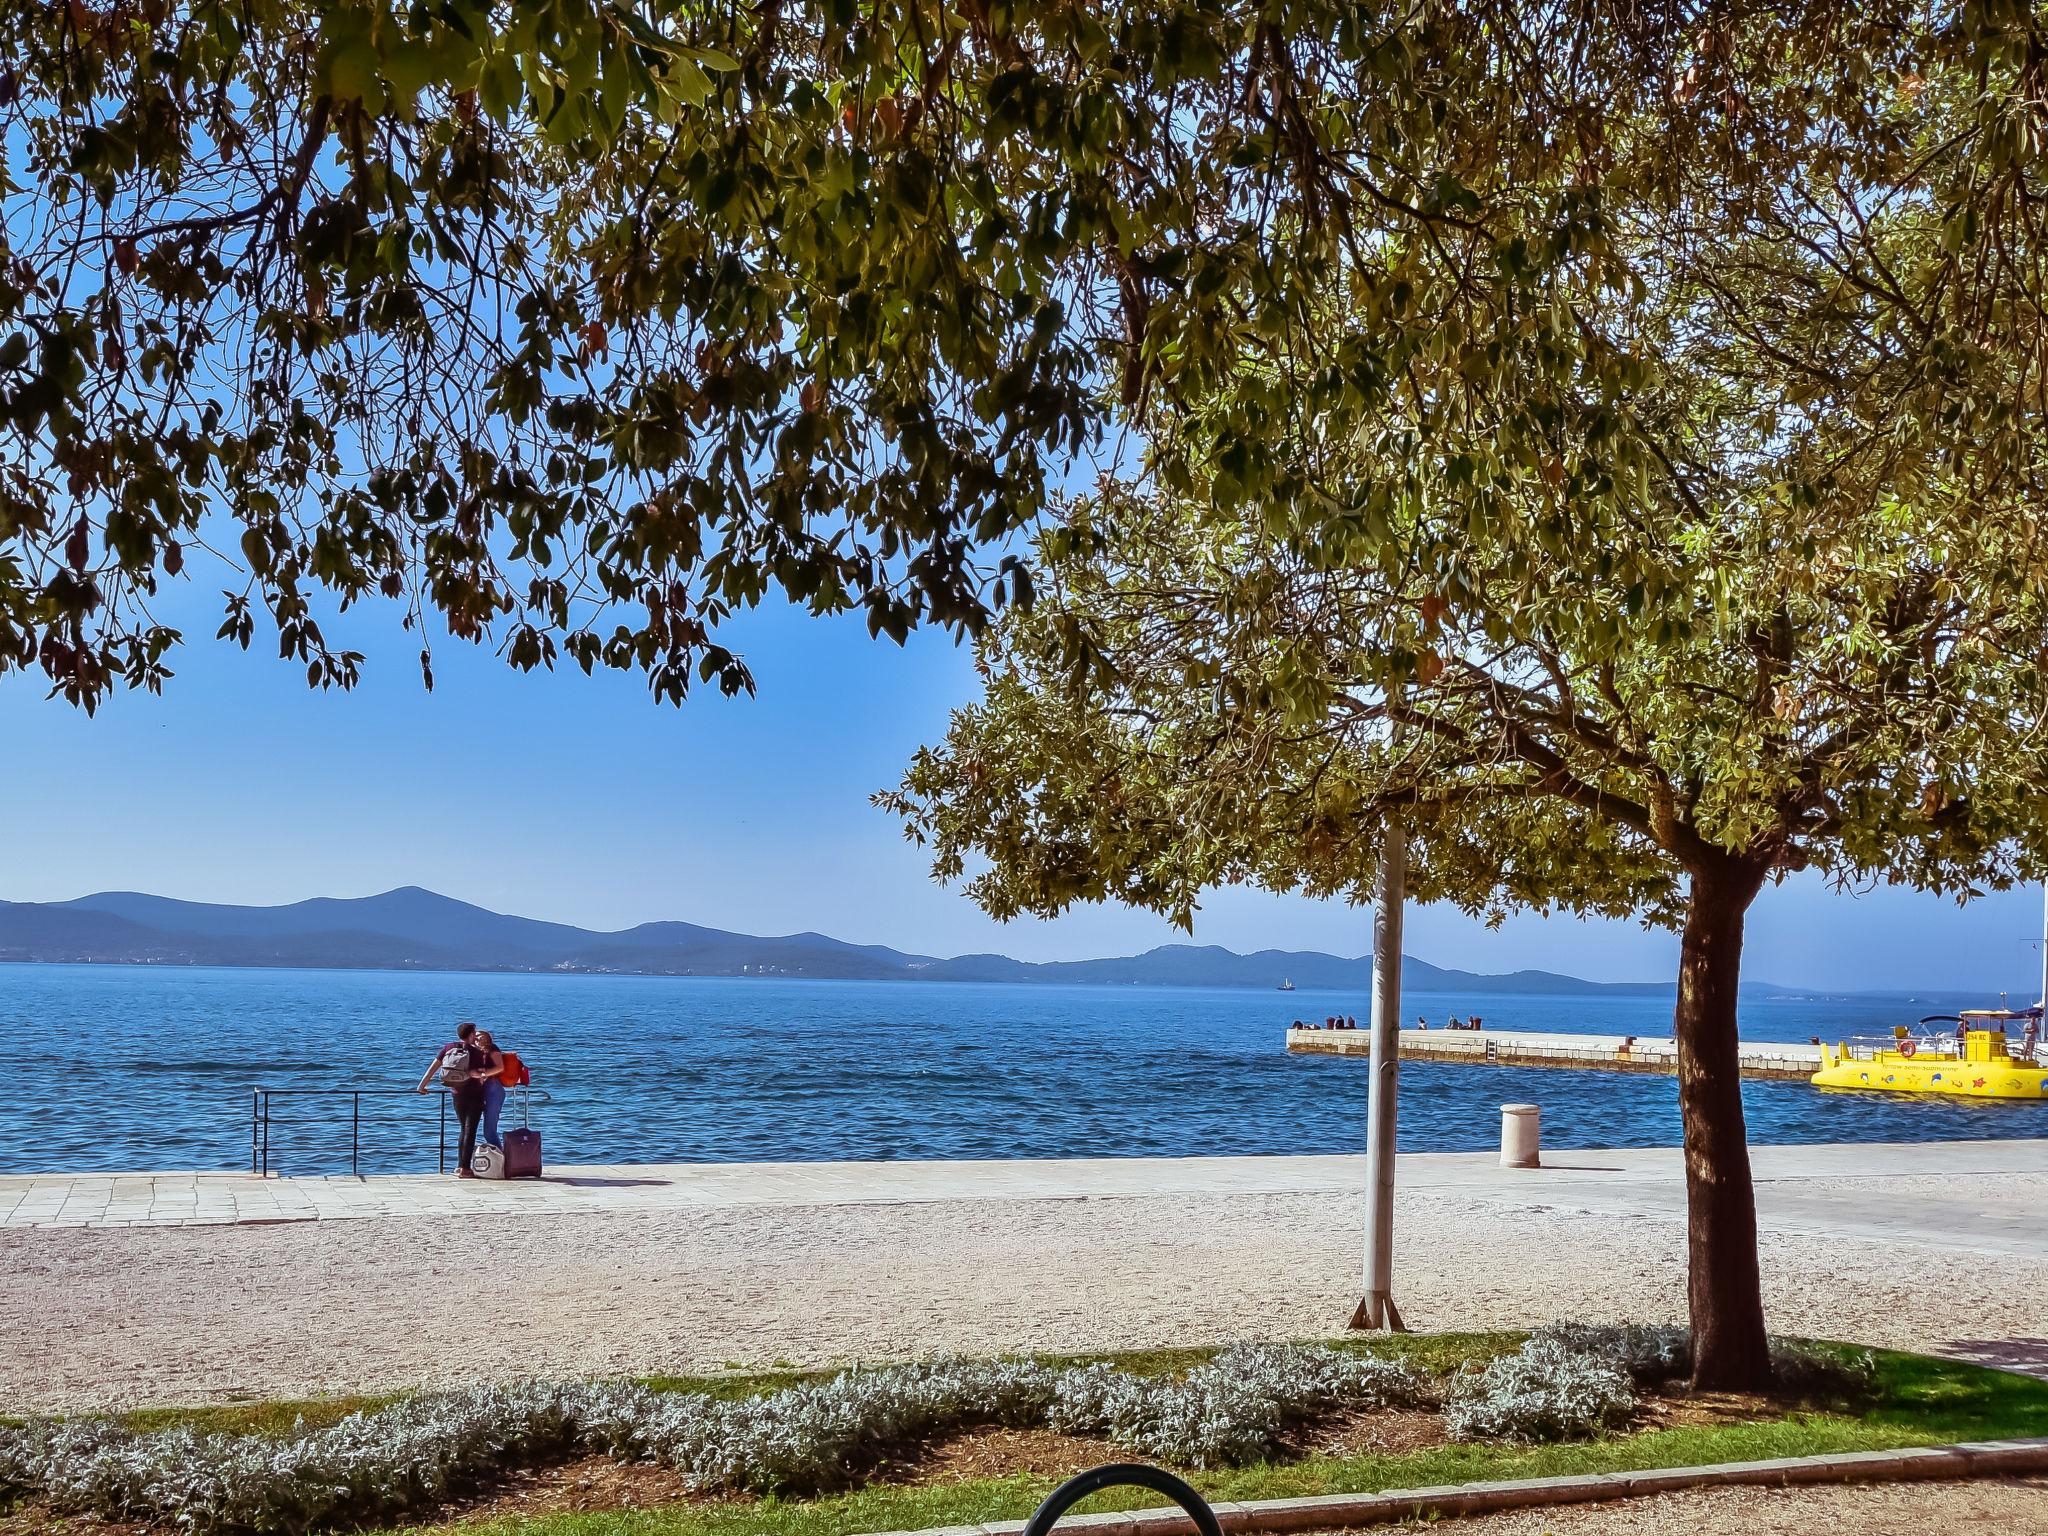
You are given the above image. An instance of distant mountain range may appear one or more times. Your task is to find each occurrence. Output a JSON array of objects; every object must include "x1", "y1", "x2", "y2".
[{"x1": 0, "y1": 886, "x2": 1761, "y2": 995}]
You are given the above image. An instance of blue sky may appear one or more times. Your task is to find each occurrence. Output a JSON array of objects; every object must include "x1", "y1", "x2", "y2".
[{"x1": 2, "y1": 575, "x2": 2045, "y2": 995}]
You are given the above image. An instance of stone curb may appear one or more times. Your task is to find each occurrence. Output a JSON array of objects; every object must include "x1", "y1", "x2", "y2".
[{"x1": 863, "y1": 1438, "x2": 2048, "y2": 1536}]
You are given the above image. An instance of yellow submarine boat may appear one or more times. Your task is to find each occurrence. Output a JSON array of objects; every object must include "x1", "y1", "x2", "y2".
[{"x1": 1812, "y1": 1009, "x2": 2048, "y2": 1099}]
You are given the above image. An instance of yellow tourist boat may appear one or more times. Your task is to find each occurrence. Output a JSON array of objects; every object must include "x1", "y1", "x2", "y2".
[{"x1": 1812, "y1": 1009, "x2": 2048, "y2": 1099}]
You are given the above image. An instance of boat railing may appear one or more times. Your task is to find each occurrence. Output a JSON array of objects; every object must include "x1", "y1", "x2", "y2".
[
  {"x1": 1830, "y1": 1033, "x2": 1959, "y2": 1060},
  {"x1": 1830, "y1": 1030, "x2": 2040, "y2": 1065},
  {"x1": 249, "y1": 1085, "x2": 554, "y2": 1178}
]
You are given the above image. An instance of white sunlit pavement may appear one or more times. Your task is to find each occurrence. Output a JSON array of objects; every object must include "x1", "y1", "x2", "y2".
[
  {"x1": 3, "y1": 1139, "x2": 2047, "y2": 1413},
  {"x1": 2, "y1": 1138, "x2": 2047, "y2": 1251}
]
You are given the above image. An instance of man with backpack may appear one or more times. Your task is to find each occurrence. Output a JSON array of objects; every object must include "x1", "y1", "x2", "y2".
[{"x1": 416, "y1": 1021, "x2": 488, "y2": 1178}]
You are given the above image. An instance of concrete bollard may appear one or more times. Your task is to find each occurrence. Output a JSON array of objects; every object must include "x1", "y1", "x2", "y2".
[{"x1": 1500, "y1": 1103, "x2": 1541, "y2": 1168}]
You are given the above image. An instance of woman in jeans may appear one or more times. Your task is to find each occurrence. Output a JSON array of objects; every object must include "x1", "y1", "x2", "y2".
[
  {"x1": 473, "y1": 1029, "x2": 508, "y2": 1153},
  {"x1": 416, "y1": 1021, "x2": 488, "y2": 1177}
]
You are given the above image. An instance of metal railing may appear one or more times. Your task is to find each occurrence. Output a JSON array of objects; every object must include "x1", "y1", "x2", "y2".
[{"x1": 249, "y1": 1086, "x2": 551, "y2": 1177}]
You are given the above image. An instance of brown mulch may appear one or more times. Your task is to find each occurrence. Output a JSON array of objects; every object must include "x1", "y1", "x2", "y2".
[
  {"x1": 423, "y1": 1454, "x2": 702, "y2": 1523},
  {"x1": 1634, "y1": 1389, "x2": 1779, "y2": 1431},
  {"x1": 1281, "y1": 1407, "x2": 1449, "y2": 1460},
  {"x1": 0, "y1": 1498, "x2": 153, "y2": 1536},
  {"x1": 881, "y1": 1425, "x2": 1132, "y2": 1486}
]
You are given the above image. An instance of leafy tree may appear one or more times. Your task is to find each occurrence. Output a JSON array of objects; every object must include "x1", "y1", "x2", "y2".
[
  {"x1": 2, "y1": 0, "x2": 1127, "y2": 707},
  {"x1": 13, "y1": 0, "x2": 2029, "y2": 711},
  {"x1": 6, "y1": 0, "x2": 2040, "y2": 1383},
  {"x1": 885, "y1": 7, "x2": 2048, "y2": 1389}
]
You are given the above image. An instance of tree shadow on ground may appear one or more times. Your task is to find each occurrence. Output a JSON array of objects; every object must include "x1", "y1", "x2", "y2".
[{"x1": 1939, "y1": 1338, "x2": 2048, "y2": 1381}]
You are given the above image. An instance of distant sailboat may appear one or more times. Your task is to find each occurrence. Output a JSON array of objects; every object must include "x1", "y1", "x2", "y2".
[{"x1": 1277, "y1": 978, "x2": 1296, "y2": 992}]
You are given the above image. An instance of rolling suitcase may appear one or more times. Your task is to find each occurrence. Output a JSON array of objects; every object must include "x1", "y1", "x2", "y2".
[{"x1": 502, "y1": 1085, "x2": 542, "y2": 1178}]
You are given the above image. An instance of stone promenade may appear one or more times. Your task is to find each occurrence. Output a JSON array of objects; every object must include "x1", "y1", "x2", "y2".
[
  {"x1": 3, "y1": 1139, "x2": 2045, "y2": 1411},
  {"x1": 4, "y1": 1139, "x2": 2045, "y2": 1255}
]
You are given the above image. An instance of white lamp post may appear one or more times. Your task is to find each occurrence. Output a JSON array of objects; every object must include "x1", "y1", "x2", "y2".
[{"x1": 1349, "y1": 820, "x2": 1406, "y2": 1331}]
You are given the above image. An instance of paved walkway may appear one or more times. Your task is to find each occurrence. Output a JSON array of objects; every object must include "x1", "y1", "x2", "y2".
[
  {"x1": 5, "y1": 1139, "x2": 2046, "y2": 1259},
  {"x1": 1350, "y1": 1477, "x2": 2048, "y2": 1536},
  {"x1": 5, "y1": 1139, "x2": 2048, "y2": 1411}
]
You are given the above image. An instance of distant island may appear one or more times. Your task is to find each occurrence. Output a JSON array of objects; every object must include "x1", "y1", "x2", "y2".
[{"x1": 0, "y1": 886, "x2": 1770, "y2": 995}]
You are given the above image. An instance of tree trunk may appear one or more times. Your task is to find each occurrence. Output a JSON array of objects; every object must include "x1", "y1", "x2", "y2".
[{"x1": 1672, "y1": 863, "x2": 1773, "y2": 1392}]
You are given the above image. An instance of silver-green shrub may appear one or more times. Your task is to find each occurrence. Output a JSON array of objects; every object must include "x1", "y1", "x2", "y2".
[
  {"x1": 1447, "y1": 1323, "x2": 1876, "y2": 1446},
  {"x1": 1049, "y1": 1344, "x2": 1432, "y2": 1467},
  {"x1": 1443, "y1": 1337, "x2": 1638, "y2": 1443},
  {"x1": 0, "y1": 1346, "x2": 1429, "y2": 1532},
  {"x1": 0, "y1": 1380, "x2": 601, "y2": 1534},
  {"x1": 1526, "y1": 1322, "x2": 1874, "y2": 1399},
  {"x1": 634, "y1": 1357, "x2": 1062, "y2": 1491},
  {"x1": 1529, "y1": 1321, "x2": 1691, "y2": 1385},
  {"x1": 1768, "y1": 1339, "x2": 1877, "y2": 1398}
]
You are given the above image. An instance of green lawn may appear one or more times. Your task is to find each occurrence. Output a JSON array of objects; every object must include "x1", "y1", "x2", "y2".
[{"x1": 349, "y1": 1344, "x2": 2048, "y2": 1536}]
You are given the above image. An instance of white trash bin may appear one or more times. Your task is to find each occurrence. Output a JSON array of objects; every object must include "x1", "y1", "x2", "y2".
[{"x1": 1500, "y1": 1103, "x2": 1541, "y2": 1168}]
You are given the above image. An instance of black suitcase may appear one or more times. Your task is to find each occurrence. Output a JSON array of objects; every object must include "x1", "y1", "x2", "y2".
[{"x1": 502, "y1": 1127, "x2": 542, "y2": 1177}]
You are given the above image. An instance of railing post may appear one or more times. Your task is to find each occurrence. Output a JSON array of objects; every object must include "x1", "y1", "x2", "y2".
[{"x1": 234, "y1": 1086, "x2": 542, "y2": 1179}]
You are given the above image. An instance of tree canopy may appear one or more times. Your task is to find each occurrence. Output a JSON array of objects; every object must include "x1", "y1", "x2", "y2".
[
  {"x1": 885, "y1": 0, "x2": 2048, "y2": 926},
  {"x1": 9, "y1": 0, "x2": 2037, "y2": 709},
  {"x1": 883, "y1": 2, "x2": 2048, "y2": 1388}
]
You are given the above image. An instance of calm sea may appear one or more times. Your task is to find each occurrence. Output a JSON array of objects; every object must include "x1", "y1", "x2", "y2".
[{"x1": 0, "y1": 963, "x2": 2037, "y2": 1176}]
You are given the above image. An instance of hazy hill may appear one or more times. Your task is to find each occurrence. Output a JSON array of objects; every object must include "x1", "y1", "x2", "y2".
[{"x1": 0, "y1": 886, "x2": 1720, "y2": 994}]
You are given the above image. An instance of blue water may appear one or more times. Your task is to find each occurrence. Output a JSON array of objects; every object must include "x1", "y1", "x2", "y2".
[{"x1": 0, "y1": 963, "x2": 2037, "y2": 1175}]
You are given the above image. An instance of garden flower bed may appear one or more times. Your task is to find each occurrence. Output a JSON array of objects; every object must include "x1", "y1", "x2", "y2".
[{"x1": 0, "y1": 1328, "x2": 2023, "y2": 1536}]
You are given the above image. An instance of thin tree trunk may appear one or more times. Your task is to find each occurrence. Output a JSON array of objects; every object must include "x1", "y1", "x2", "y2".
[{"x1": 1672, "y1": 864, "x2": 1772, "y2": 1392}]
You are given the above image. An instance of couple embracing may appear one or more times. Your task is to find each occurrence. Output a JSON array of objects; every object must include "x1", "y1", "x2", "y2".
[{"x1": 416, "y1": 1021, "x2": 528, "y2": 1177}]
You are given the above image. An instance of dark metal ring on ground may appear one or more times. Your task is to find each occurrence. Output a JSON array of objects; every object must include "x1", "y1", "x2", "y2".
[{"x1": 1024, "y1": 1463, "x2": 1224, "y2": 1536}]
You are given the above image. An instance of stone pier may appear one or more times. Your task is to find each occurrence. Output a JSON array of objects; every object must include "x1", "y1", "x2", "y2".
[{"x1": 1287, "y1": 1025, "x2": 1823, "y2": 1079}]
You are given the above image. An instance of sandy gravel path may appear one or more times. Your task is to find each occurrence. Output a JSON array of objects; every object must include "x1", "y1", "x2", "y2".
[
  {"x1": 6, "y1": 1175, "x2": 2048, "y2": 1413},
  {"x1": 1352, "y1": 1476, "x2": 2048, "y2": 1534}
]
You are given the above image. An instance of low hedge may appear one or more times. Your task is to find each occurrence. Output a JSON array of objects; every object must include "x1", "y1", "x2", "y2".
[
  {"x1": 0, "y1": 1328, "x2": 1870, "y2": 1534},
  {"x1": 0, "y1": 1345, "x2": 1429, "y2": 1534}
]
